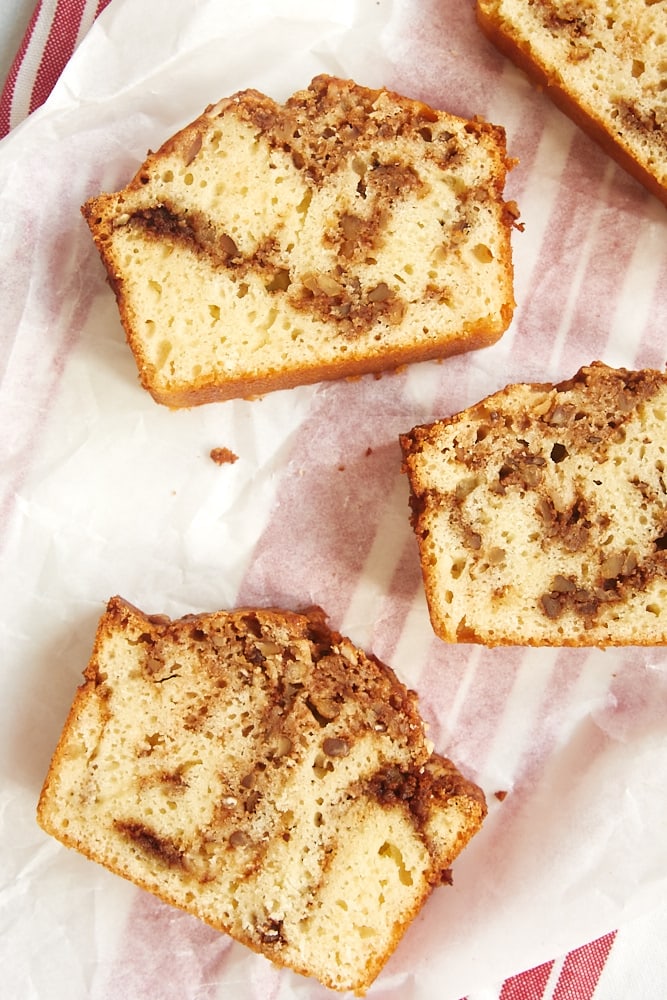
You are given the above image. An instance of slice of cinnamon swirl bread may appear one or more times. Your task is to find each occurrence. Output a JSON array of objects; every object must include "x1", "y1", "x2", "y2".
[
  {"x1": 476, "y1": 0, "x2": 667, "y2": 206},
  {"x1": 400, "y1": 363, "x2": 667, "y2": 646},
  {"x1": 37, "y1": 597, "x2": 486, "y2": 995},
  {"x1": 82, "y1": 74, "x2": 517, "y2": 406}
]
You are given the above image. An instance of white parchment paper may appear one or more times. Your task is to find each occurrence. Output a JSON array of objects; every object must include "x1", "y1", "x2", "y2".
[{"x1": 2, "y1": 1, "x2": 667, "y2": 998}]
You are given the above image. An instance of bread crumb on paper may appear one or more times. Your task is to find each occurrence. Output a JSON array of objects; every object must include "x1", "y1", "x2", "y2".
[{"x1": 210, "y1": 446, "x2": 238, "y2": 466}]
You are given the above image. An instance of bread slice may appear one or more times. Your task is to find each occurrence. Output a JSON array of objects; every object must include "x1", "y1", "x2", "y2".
[
  {"x1": 476, "y1": 0, "x2": 667, "y2": 206},
  {"x1": 82, "y1": 74, "x2": 517, "y2": 406},
  {"x1": 37, "y1": 597, "x2": 486, "y2": 995},
  {"x1": 400, "y1": 362, "x2": 667, "y2": 646}
]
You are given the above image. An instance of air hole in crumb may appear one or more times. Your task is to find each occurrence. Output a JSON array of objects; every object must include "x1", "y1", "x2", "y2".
[
  {"x1": 378, "y1": 841, "x2": 413, "y2": 886},
  {"x1": 305, "y1": 699, "x2": 330, "y2": 727},
  {"x1": 155, "y1": 340, "x2": 172, "y2": 370},
  {"x1": 312, "y1": 755, "x2": 334, "y2": 779},
  {"x1": 472, "y1": 243, "x2": 493, "y2": 263},
  {"x1": 265, "y1": 269, "x2": 291, "y2": 292},
  {"x1": 451, "y1": 558, "x2": 466, "y2": 579}
]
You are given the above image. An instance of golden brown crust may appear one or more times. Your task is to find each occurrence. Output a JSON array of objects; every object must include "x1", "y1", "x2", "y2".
[
  {"x1": 38, "y1": 597, "x2": 485, "y2": 994},
  {"x1": 145, "y1": 328, "x2": 511, "y2": 407},
  {"x1": 82, "y1": 75, "x2": 517, "y2": 406},
  {"x1": 476, "y1": 1, "x2": 667, "y2": 206}
]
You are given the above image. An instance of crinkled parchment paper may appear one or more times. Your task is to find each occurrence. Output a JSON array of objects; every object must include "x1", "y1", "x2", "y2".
[{"x1": 2, "y1": 1, "x2": 667, "y2": 998}]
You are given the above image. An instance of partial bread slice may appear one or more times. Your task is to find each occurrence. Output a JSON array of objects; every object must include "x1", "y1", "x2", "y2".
[
  {"x1": 476, "y1": 0, "x2": 667, "y2": 206},
  {"x1": 37, "y1": 597, "x2": 486, "y2": 995},
  {"x1": 82, "y1": 74, "x2": 517, "y2": 406},
  {"x1": 400, "y1": 363, "x2": 667, "y2": 647}
]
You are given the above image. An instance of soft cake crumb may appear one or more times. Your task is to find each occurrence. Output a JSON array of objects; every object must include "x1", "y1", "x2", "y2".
[
  {"x1": 401, "y1": 362, "x2": 667, "y2": 647},
  {"x1": 82, "y1": 75, "x2": 516, "y2": 406},
  {"x1": 37, "y1": 597, "x2": 486, "y2": 994},
  {"x1": 477, "y1": 0, "x2": 667, "y2": 205}
]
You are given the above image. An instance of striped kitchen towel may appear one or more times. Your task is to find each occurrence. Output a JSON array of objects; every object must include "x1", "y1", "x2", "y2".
[{"x1": 0, "y1": 0, "x2": 112, "y2": 137}]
